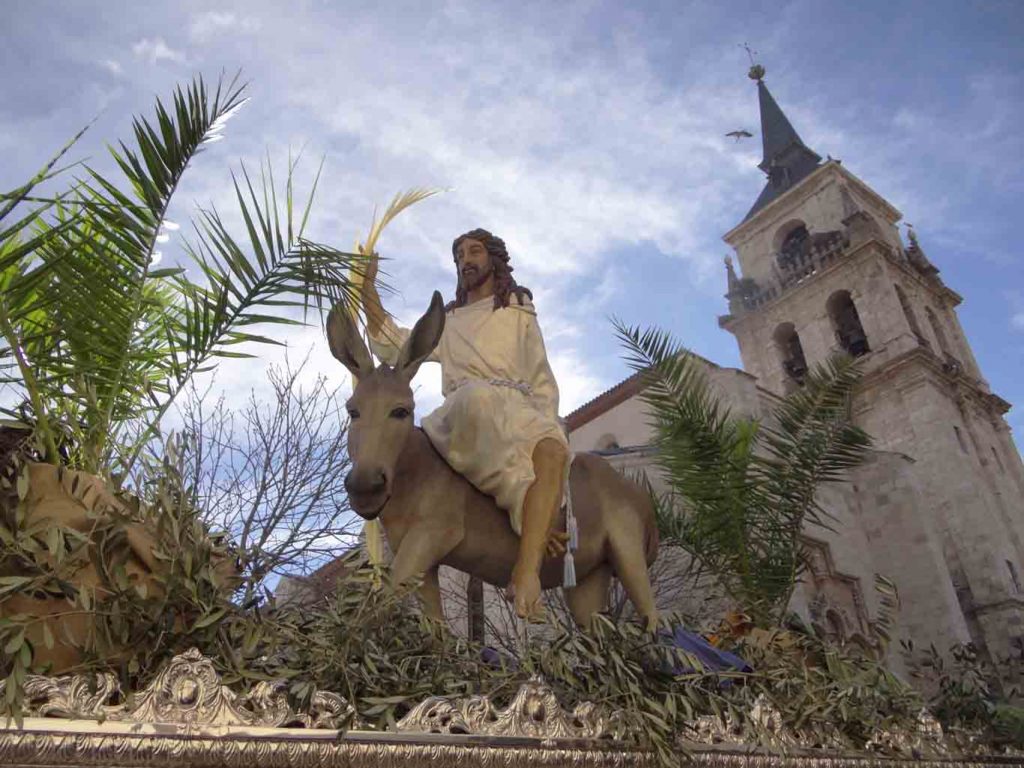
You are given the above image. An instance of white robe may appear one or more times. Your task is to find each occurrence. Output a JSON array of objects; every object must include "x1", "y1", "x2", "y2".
[{"x1": 370, "y1": 296, "x2": 567, "y2": 533}]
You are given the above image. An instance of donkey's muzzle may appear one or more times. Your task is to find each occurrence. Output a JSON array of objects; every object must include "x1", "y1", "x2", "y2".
[{"x1": 345, "y1": 468, "x2": 389, "y2": 519}]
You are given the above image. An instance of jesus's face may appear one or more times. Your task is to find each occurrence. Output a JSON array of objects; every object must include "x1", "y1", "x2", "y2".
[{"x1": 455, "y1": 237, "x2": 494, "y2": 295}]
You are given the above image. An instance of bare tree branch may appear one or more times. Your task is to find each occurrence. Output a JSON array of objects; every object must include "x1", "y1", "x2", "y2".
[{"x1": 178, "y1": 353, "x2": 357, "y2": 599}]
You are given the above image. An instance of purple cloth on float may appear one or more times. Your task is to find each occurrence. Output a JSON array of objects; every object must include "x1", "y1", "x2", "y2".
[{"x1": 659, "y1": 626, "x2": 752, "y2": 675}]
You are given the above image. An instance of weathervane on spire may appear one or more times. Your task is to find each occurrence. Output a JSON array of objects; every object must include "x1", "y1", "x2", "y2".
[
  {"x1": 741, "y1": 42, "x2": 765, "y2": 81},
  {"x1": 724, "y1": 43, "x2": 762, "y2": 144}
]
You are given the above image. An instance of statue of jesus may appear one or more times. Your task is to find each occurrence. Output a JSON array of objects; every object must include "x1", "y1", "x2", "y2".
[{"x1": 361, "y1": 229, "x2": 569, "y2": 619}]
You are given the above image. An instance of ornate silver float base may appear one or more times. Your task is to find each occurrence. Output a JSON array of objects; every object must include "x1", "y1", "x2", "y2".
[
  {"x1": 1, "y1": 649, "x2": 1020, "y2": 767},
  {"x1": 4, "y1": 723, "x2": 1023, "y2": 768}
]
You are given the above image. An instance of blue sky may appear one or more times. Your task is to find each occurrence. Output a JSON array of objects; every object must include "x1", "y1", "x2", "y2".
[{"x1": 2, "y1": 0, "x2": 1022, "y2": 440}]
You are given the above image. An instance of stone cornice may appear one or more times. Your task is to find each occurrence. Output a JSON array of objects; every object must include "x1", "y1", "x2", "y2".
[
  {"x1": 723, "y1": 163, "x2": 902, "y2": 247},
  {"x1": 856, "y1": 346, "x2": 1005, "y2": 417}
]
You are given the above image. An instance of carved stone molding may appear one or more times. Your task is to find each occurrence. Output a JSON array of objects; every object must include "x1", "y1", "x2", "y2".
[{"x1": 395, "y1": 676, "x2": 624, "y2": 740}]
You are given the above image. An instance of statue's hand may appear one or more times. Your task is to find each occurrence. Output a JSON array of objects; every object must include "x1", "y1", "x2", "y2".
[
  {"x1": 545, "y1": 530, "x2": 569, "y2": 558},
  {"x1": 360, "y1": 252, "x2": 386, "y2": 335},
  {"x1": 363, "y1": 250, "x2": 380, "y2": 284}
]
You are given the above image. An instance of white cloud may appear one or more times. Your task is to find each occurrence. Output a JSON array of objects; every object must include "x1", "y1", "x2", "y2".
[
  {"x1": 47, "y1": 2, "x2": 1014, "y2": 433},
  {"x1": 189, "y1": 11, "x2": 260, "y2": 43},
  {"x1": 549, "y1": 349, "x2": 604, "y2": 414},
  {"x1": 131, "y1": 37, "x2": 185, "y2": 65},
  {"x1": 1012, "y1": 312, "x2": 1024, "y2": 333},
  {"x1": 99, "y1": 59, "x2": 123, "y2": 76},
  {"x1": 236, "y1": 5, "x2": 761, "y2": 407}
]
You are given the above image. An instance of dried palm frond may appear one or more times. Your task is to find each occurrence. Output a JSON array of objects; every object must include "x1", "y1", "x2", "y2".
[{"x1": 356, "y1": 187, "x2": 443, "y2": 258}]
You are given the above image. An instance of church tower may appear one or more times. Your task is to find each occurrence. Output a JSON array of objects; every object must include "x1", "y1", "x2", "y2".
[{"x1": 719, "y1": 65, "x2": 1024, "y2": 662}]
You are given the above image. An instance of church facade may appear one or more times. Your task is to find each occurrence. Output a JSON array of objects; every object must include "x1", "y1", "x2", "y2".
[{"x1": 567, "y1": 66, "x2": 1024, "y2": 669}]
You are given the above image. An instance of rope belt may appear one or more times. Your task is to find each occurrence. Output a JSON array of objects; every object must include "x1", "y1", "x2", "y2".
[{"x1": 450, "y1": 377, "x2": 533, "y2": 396}]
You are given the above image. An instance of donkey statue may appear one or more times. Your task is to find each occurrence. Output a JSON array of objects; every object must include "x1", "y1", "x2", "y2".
[{"x1": 327, "y1": 291, "x2": 659, "y2": 628}]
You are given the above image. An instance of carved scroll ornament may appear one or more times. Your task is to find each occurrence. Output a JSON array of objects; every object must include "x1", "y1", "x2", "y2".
[
  {"x1": 2, "y1": 648, "x2": 1019, "y2": 768},
  {"x1": 395, "y1": 676, "x2": 625, "y2": 740},
  {"x1": 4, "y1": 647, "x2": 355, "y2": 729}
]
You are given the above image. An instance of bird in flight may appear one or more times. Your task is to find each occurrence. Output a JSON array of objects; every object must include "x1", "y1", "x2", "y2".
[{"x1": 725, "y1": 129, "x2": 754, "y2": 142}]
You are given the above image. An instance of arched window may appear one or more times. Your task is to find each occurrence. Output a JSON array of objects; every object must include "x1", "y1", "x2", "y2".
[
  {"x1": 824, "y1": 609, "x2": 847, "y2": 645},
  {"x1": 925, "y1": 306, "x2": 952, "y2": 357},
  {"x1": 773, "y1": 322, "x2": 808, "y2": 385},
  {"x1": 827, "y1": 290, "x2": 870, "y2": 357},
  {"x1": 595, "y1": 433, "x2": 620, "y2": 452},
  {"x1": 776, "y1": 222, "x2": 810, "y2": 271},
  {"x1": 894, "y1": 285, "x2": 928, "y2": 347}
]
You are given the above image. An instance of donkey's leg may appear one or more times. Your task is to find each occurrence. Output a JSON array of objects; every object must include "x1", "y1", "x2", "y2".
[
  {"x1": 419, "y1": 566, "x2": 444, "y2": 621},
  {"x1": 391, "y1": 533, "x2": 453, "y2": 616},
  {"x1": 609, "y1": 532, "x2": 659, "y2": 631},
  {"x1": 564, "y1": 563, "x2": 612, "y2": 628}
]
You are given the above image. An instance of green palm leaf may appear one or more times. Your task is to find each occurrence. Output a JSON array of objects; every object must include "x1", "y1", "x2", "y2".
[
  {"x1": 0, "y1": 126, "x2": 92, "y2": 458},
  {"x1": 134, "y1": 159, "x2": 364, "y2": 470},
  {"x1": 615, "y1": 320, "x2": 871, "y2": 626},
  {"x1": 11, "y1": 75, "x2": 248, "y2": 470},
  {"x1": 0, "y1": 73, "x2": 364, "y2": 476}
]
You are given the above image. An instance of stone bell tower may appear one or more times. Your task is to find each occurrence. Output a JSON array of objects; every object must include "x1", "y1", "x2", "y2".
[{"x1": 718, "y1": 65, "x2": 1024, "y2": 664}]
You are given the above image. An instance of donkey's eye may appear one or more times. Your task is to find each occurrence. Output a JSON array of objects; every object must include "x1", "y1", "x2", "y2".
[
  {"x1": 389, "y1": 407, "x2": 411, "y2": 420},
  {"x1": 347, "y1": 408, "x2": 360, "y2": 420}
]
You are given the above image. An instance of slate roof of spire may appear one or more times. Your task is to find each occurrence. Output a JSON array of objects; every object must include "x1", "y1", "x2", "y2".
[{"x1": 744, "y1": 67, "x2": 823, "y2": 221}]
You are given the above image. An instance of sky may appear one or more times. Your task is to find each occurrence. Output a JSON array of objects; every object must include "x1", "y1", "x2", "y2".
[{"x1": 2, "y1": 0, "x2": 1023, "y2": 441}]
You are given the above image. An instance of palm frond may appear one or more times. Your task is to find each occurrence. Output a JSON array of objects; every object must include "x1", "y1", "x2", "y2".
[
  {"x1": 0, "y1": 124, "x2": 93, "y2": 459},
  {"x1": 756, "y1": 355, "x2": 871, "y2": 529},
  {"x1": 615, "y1": 321, "x2": 871, "y2": 626},
  {"x1": 0, "y1": 73, "x2": 368, "y2": 477},
  {"x1": 5, "y1": 74, "x2": 248, "y2": 470},
  {"x1": 126, "y1": 158, "x2": 364, "y2": 472},
  {"x1": 357, "y1": 187, "x2": 443, "y2": 257}
]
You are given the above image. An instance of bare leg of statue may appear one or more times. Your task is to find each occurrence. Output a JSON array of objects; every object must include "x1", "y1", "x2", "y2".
[{"x1": 510, "y1": 438, "x2": 568, "y2": 619}]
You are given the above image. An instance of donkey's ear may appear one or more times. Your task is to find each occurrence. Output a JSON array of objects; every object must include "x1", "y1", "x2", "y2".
[
  {"x1": 326, "y1": 304, "x2": 374, "y2": 379},
  {"x1": 396, "y1": 291, "x2": 445, "y2": 380}
]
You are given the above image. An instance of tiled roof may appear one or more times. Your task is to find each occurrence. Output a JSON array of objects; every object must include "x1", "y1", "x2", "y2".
[{"x1": 564, "y1": 369, "x2": 647, "y2": 432}]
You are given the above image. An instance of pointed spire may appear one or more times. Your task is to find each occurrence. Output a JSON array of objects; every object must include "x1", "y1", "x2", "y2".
[{"x1": 743, "y1": 64, "x2": 823, "y2": 220}]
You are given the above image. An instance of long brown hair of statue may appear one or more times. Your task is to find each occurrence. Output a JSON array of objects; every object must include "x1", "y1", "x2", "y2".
[{"x1": 447, "y1": 228, "x2": 533, "y2": 312}]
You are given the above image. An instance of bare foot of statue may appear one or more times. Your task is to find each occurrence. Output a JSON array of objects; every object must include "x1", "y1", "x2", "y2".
[{"x1": 509, "y1": 567, "x2": 543, "y2": 620}]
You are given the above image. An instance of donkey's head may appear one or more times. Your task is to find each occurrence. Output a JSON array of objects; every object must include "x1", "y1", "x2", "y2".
[{"x1": 326, "y1": 291, "x2": 445, "y2": 519}]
